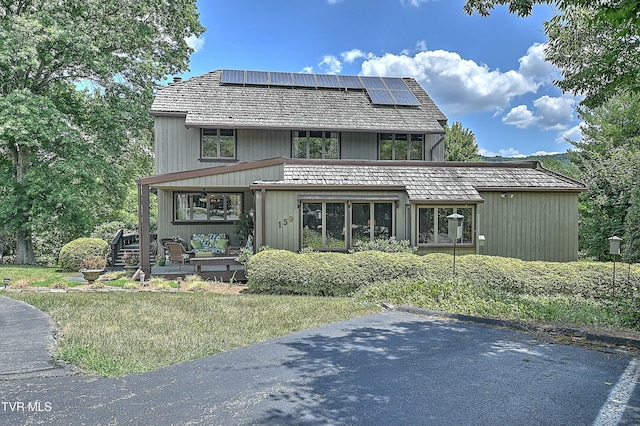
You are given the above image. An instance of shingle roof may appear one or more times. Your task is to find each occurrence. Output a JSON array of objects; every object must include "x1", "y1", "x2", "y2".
[
  {"x1": 256, "y1": 159, "x2": 586, "y2": 202},
  {"x1": 151, "y1": 70, "x2": 447, "y2": 133}
]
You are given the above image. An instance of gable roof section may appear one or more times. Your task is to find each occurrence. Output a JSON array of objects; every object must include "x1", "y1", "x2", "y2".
[
  {"x1": 151, "y1": 70, "x2": 447, "y2": 133},
  {"x1": 252, "y1": 159, "x2": 586, "y2": 203},
  {"x1": 139, "y1": 157, "x2": 586, "y2": 203}
]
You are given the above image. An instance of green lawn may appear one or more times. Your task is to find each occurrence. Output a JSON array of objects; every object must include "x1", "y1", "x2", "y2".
[
  {"x1": 5, "y1": 291, "x2": 379, "y2": 377},
  {"x1": 2, "y1": 261, "x2": 639, "y2": 378}
]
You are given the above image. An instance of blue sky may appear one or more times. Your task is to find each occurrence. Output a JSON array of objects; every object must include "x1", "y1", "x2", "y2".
[{"x1": 179, "y1": 0, "x2": 582, "y2": 157}]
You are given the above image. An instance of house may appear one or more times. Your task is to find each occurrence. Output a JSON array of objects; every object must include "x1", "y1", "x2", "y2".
[{"x1": 137, "y1": 69, "x2": 586, "y2": 275}]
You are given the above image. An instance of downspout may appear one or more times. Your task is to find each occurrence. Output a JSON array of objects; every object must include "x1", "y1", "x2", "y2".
[
  {"x1": 138, "y1": 183, "x2": 151, "y2": 275},
  {"x1": 261, "y1": 188, "x2": 266, "y2": 248}
]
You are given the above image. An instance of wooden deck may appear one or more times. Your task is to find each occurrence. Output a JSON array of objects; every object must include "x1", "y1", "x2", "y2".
[{"x1": 150, "y1": 261, "x2": 246, "y2": 282}]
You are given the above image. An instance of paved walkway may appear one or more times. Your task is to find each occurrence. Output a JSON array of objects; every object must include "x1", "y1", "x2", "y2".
[{"x1": 0, "y1": 296, "x2": 73, "y2": 379}]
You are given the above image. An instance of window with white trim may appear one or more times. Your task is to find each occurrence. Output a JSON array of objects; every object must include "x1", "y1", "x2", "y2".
[
  {"x1": 379, "y1": 133, "x2": 424, "y2": 160},
  {"x1": 418, "y1": 206, "x2": 474, "y2": 245},
  {"x1": 202, "y1": 129, "x2": 235, "y2": 159},
  {"x1": 293, "y1": 131, "x2": 339, "y2": 159}
]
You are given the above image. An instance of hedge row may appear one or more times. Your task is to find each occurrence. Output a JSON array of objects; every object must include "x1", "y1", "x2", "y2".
[{"x1": 246, "y1": 250, "x2": 640, "y2": 298}]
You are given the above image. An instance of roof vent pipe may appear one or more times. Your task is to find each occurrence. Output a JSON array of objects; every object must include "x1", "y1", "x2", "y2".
[{"x1": 173, "y1": 76, "x2": 182, "y2": 83}]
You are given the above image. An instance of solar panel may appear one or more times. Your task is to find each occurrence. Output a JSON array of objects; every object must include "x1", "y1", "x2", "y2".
[
  {"x1": 270, "y1": 72, "x2": 293, "y2": 86},
  {"x1": 246, "y1": 70, "x2": 269, "y2": 85},
  {"x1": 315, "y1": 74, "x2": 341, "y2": 88},
  {"x1": 360, "y1": 76, "x2": 386, "y2": 89},
  {"x1": 382, "y1": 77, "x2": 409, "y2": 90},
  {"x1": 221, "y1": 69, "x2": 245, "y2": 84},
  {"x1": 391, "y1": 90, "x2": 421, "y2": 106},
  {"x1": 293, "y1": 73, "x2": 317, "y2": 87},
  {"x1": 367, "y1": 89, "x2": 396, "y2": 105},
  {"x1": 340, "y1": 75, "x2": 363, "y2": 89}
]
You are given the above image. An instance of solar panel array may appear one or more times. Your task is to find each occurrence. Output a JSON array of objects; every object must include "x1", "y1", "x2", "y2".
[{"x1": 220, "y1": 69, "x2": 421, "y2": 107}]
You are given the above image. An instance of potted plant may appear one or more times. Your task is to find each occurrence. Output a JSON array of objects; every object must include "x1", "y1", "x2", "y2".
[
  {"x1": 123, "y1": 251, "x2": 139, "y2": 277},
  {"x1": 156, "y1": 254, "x2": 165, "y2": 267},
  {"x1": 79, "y1": 255, "x2": 107, "y2": 285}
]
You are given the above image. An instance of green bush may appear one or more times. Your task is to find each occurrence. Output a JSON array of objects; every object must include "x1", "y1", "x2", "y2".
[
  {"x1": 247, "y1": 250, "x2": 425, "y2": 296},
  {"x1": 351, "y1": 236, "x2": 417, "y2": 253},
  {"x1": 58, "y1": 238, "x2": 110, "y2": 271},
  {"x1": 247, "y1": 250, "x2": 640, "y2": 300}
]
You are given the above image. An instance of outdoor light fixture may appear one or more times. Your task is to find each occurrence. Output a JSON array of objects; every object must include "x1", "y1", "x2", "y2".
[
  {"x1": 501, "y1": 192, "x2": 514, "y2": 199},
  {"x1": 608, "y1": 235, "x2": 623, "y2": 294},
  {"x1": 447, "y1": 213, "x2": 464, "y2": 277}
]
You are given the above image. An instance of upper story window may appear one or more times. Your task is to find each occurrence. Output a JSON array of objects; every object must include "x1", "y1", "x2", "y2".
[
  {"x1": 379, "y1": 133, "x2": 424, "y2": 160},
  {"x1": 174, "y1": 192, "x2": 242, "y2": 222},
  {"x1": 202, "y1": 129, "x2": 235, "y2": 159},
  {"x1": 293, "y1": 131, "x2": 339, "y2": 159}
]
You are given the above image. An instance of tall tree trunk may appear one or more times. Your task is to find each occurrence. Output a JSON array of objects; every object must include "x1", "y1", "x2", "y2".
[
  {"x1": 15, "y1": 231, "x2": 36, "y2": 265},
  {"x1": 12, "y1": 145, "x2": 37, "y2": 264}
]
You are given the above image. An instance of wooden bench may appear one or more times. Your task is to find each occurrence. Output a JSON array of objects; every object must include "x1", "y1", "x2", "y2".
[{"x1": 189, "y1": 256, "x2": 242, "y2": 274}]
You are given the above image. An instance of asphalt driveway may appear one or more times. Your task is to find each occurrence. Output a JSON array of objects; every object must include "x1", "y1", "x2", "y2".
[{"x1": 1, "y1": 297, "x2": 639, "y2": 425}]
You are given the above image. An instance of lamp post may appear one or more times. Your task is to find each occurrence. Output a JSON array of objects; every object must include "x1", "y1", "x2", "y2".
[
  {"x1": 608, "y1": 235, "x2": 623, "y2": 296},
  {"x1": 447, "y1": 213, "x2": 464, "y2": 278}
]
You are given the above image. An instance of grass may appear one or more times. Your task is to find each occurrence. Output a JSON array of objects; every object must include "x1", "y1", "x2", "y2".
[
  {"x1": 353, "y1": 278, "x2": 635, "y2": 332},
  {"x1": 2, "y1": 259, "x2": 639, "y2": 378},
  {"x1": 0, "y1": 265, "x2": 78, "y2": 288},
  {"x1": 5, "y1": 291, "x2": 378, "y2": 377}
]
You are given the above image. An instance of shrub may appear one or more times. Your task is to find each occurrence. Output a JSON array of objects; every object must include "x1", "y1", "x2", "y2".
[
  {"x1": 80, "y1": 255, "x2": 107, "y2": 271},
  {"x1": 59, "y1": 238, "x2": 110, "y2": 272},
  {"x1": 247, "y1": 250, "x2": 640, "y2": 301},
  {"x1": 351, "y1": 237, "x2": 417, "y2": 254},
  {"x1": 247, "y1": 250, "x2": 425, "y2": 296}
]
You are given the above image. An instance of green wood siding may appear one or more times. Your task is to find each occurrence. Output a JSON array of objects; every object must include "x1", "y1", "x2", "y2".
[
  {"x1": 477, "y1": 192, "x2": 579, "y2": 262},
  {"x1": 237, "y1": 129, "x2": 291, "y2": 160},
  {"x1": 258, "y1": 189, "x2": 410, "y2": 252},
  {"x1": 155, "y1": 117, "x2": 202, "y2": 174},
  {"x1": 340, "y1": 132, "x2": 378, "y2": 160}
]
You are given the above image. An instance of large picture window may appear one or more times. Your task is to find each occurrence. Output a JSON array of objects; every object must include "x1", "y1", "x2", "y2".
[
  {"x1": 418, "y1": 206, "x2": 473, "y2": 245},
  {"x1": 379, "y1": 133, "x2": 424, "y2": 160},
  {"x1": 202, "y1": 129, "x2": 235, "y2": 159},
  {"x1": 174, "y1": 192, "x2": 242, "y2": 222},
  {"x1": 293, "y1": 131, "x2": 339, "y2": 159},
  {"x1": 351, "y1": 202, "x2": 393, "y2": 243},
  {"x1": 301, "y1": 200, "x2": 395, "y2": 250}
]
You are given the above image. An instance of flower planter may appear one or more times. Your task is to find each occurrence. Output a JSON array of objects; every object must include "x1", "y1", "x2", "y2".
[
  {"x1": 124, "y1": 265, "x2": 138, "y2": 277},
  {"x1": 80, "y1": 269, "x2": 103, "y2": 285}
]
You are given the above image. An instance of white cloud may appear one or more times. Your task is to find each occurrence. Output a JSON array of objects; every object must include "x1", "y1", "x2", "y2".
[
  {"x1": 479, "y1": 147, "x2": 525, "y2": 157},
  {"x1": 502, "y1": 95, "x2": 576, "y2": 130},
  {"x1": 518, "y1": 43, "x2": 559, "y2": 84},
  {"x1": 401, "y1": 0, "x2": 432, "y2": 6},
  {"x1": 301, "y1": 66, "x2": 314, "y2": 73},
  {"x1": 360, "y1": 50, "x2": 539, "y2": 115},
  {"x1": 556, "y1": 123, "x2": 583, "y2": 144},
  {"x1": 532, "y1": 95, "x2": 575, "y2": 130},
  {"x1": 502, "y1": 105, "x2": 537, "y2": 129},
  {"x1": 185, "y1": 35, "x2": 205, "y2": 53},
  {"x1": 319, "y1": 55, "x2": 342, "y2": 74},
  {"x1": 341, "y1": 49, "x2": 370, "y2": 64},
  {"x1": 530, "y1": 150, "x2": 563, "y2": 156},
  {"x1": 327, "y1": 0, "x2": 342, "y2": 4}
]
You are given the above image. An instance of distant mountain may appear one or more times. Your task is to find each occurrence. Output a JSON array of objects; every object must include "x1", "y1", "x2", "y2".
[
  {"x1": 481, "y1": 152, "x2": 578, "y2": 178},
  {"x1": 481, "y1": 152, "x2": 570, "y2": 165}
]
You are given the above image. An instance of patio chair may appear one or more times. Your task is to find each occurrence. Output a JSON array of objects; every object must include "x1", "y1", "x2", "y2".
[{"x1": 164, "y1": 242, "x2": 195, "y2": 271}]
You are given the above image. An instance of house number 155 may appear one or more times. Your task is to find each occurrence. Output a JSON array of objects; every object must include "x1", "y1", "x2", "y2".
[{"x1": 278, "y1": 216, "x2": 294, "y2": 228}]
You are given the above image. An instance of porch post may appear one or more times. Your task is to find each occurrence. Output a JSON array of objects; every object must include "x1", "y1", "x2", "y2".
[{"x1": 138, "y1": 182, "x2": 151, "y2": 275}]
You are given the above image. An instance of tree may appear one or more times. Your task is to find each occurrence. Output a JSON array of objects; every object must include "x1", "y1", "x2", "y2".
[
  {"x1": 463, "y1": 0, "x2": 640, "y2": 108},
  {"x1": 0, "y1": 1, "x2": 203, "y2": 264},
  {"x1": 444, "y1": 121, "x2": 481, "y2": 161},
  {"x1": 570, "y1": 92, "x2": 640, "y2": 261}
]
